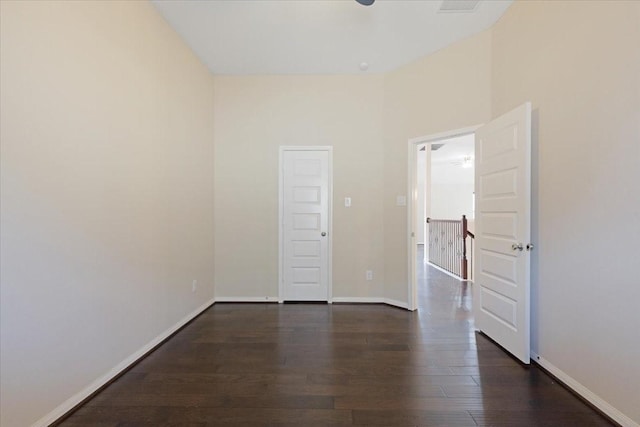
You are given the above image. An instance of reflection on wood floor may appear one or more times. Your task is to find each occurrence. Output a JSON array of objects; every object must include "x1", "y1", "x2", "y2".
[{"x1": 58, "y1": 248, "x2": 613, "y2": 426}]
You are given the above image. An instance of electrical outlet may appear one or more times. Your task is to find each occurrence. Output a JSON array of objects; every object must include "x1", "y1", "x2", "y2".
[
  {"x1": 192, "y1": 280, "x2": 197, "y2": 292},
  {"x1": 366, "y1": 270, "x2": 373, "y2": 281}
]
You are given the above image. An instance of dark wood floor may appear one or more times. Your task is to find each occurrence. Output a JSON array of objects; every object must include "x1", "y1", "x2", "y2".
[{"x1": 58, "y1": 253, "x2": 614, "y2": 426}]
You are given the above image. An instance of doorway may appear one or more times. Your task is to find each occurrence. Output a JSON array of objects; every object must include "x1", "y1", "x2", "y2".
[
  {"x1": 418, "y1": 134, "x2": 475, "y2": 272},
  {"x1": 408, "y1": 102, "x2": 532, "y2": 364},
  {"x1": 407, "y1": 126, "x2": 480, "y2": 311}
]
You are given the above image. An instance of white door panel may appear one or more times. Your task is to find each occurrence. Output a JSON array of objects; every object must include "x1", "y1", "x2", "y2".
[
  {"x1": 474, "y1": 102, "x2": 531, "y2": 364},
  {"x1": 281, "y1": 149, "x2": 331, "y2": 301}
]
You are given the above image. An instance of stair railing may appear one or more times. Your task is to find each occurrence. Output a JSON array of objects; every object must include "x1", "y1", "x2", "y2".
[{"x1": 427, "y1": 215, "x2": 474, "y2": 280}]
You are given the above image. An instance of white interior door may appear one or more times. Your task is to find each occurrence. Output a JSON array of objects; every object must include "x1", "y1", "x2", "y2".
[
  {"x1": 473, "y1": 102, "x2": 532, "y2": 364},
  {"x1": 281, "y1": 148, "x2": 331, "y2": 301}
]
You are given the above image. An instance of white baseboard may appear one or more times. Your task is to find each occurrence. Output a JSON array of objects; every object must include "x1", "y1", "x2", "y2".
[
  {"x1": 214, "y1": 296, "x2": 409, "y2": 310},
  {"x1": 384, "y1": 298, "x2": 409, "y2": 309},
  {"x1": 531, "y1": 352, "x2": 638, "y2": 427},
  {"x1": 332, "y1": 297, "x2": 385, "y2": 304},
  {"x1": 31, "y1": 298, "x2": 215, "y2": 427},
  {"x1": 215, "y1": 296, "x2": 279, "y2": 302},
  {"x1": 331, "y1": 297, "x2": 409, "y2": 310}
]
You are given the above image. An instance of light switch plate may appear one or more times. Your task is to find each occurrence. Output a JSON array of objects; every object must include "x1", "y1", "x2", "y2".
[
  {"x1": 345, "y1": 197, "x2": 351, "y2": 207},
  {"x1": 396, "y1": 195, "x2": 407, "y2": 206}
]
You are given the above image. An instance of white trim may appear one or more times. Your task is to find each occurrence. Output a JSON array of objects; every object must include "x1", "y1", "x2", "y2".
[
  {"x1": 31, "y1": 298, "x2": 215, "y2": 427},
  {"x1": 215, "y1": 296, "x2": 408, "y2": 309},
  {"x1": 532, "y1": 352, "x2": 638, "y2": 427},
  {"x1": 215, "y1": 296, "x2": 279, "y2": 303},
  {"x1": 407, "y1": 143, "x2": 418, "y2": 311},
  {"x1": 332, "y1": 297, "x2": 385, "y2": 304},
  {"x1": 331, "y1": 297, "x2": 409, "y2": 310},
  {"x1": 279, "y1": 146, "x2": 333, "y2": 303},
  {"x1": 407, "y1": 125, "x2": 481, "y2": 312},
  {"x1": 279, "y1": 148, "x2": 284, "y2": 303},
  {"x1": 384, "y1": 298, "x2": 409, "y2": 310},
  {"x1": 407, "y1": 125, "x2": 482, "y2": 146}
]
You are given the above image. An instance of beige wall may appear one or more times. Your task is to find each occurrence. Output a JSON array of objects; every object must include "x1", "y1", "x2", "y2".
[
  {"x1": 213, "y1": 75, "x2": 385, "y2": 300},
  {"x1": 492, "y1": 1, "x2": 640, "y2": 423},
  {"x1": 212, "y1": 31, "x2": 493, "y2": 306},
  {"x1": 0, "y1": 1, "x2": 216, "y2": 426},
  {"x1": 382, "y1": 30, "x2": 492, "y2": 302}
]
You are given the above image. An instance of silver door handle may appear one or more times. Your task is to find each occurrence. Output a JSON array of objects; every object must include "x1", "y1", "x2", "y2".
[
  {"x1": 321, "y1": 232, "x2": 327, "y2": 237},
  {"x1": 511, "y1": 243, "x2": 524, "y2": 251}
]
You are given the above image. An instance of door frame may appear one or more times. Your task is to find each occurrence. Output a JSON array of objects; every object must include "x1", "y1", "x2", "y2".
[
  {"x1": 278, "y1": 146, "x2": 333, "y2": 303},
  {"x1": 407, "y1": 126, "x2": 481, "y2": 311}
]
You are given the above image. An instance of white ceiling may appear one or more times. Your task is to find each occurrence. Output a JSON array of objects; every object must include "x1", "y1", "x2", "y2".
[{"x1": 151, "y1": 0, "x2": 513, "y2": 75}]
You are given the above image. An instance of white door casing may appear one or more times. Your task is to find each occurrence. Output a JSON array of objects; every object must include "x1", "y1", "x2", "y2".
[
  {"x1": 473, "y1": 102, "x2": 532, "y2": 364},
  {"x1": 280, "y1": 147, "x2": 332, "y2": 301},
  {"x1": 407, "y1": 126, "x2": 481, "y2": 311}
]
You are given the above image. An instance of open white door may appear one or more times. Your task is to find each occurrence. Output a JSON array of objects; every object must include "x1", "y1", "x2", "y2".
[{"x1": 473, "y1": 102, "x2": 532, "y2": 364}]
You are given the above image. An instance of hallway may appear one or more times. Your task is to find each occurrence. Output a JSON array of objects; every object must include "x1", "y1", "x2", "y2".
[{"x1": 58, "y1": 261, "x2": 613, "y2": 426}]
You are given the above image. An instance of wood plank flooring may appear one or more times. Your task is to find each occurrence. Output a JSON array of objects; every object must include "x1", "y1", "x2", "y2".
[{"x1": 57, "y1": 258, "x2": 614, "y2": 426}]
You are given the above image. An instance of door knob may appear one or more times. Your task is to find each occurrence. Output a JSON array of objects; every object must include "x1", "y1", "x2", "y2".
[
  {"x1": 321, "y1": 232, "x2": 327, "y2": 237},
  {"x1": 511, "y1": 243, "x2": 524, "y2": 251}
]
